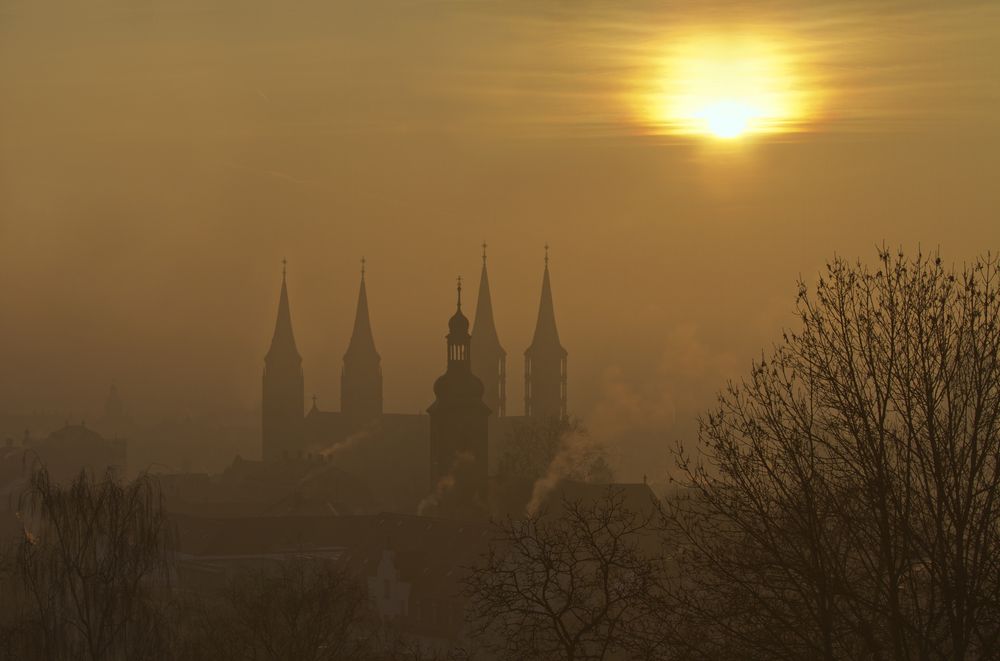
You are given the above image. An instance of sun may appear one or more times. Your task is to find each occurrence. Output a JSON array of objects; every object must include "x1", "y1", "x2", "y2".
[
  {"x1": 643, "y1": 34, "x2": 811, "y2": 140},
  {"x1": 695, "y1": 100, "x2": 765, "y2": 139}
]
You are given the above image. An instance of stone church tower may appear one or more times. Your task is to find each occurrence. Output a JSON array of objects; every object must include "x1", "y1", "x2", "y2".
[
  {"x1": 427, "y1": 279, "x2": 490, "y2": 518},
  {"x1": 470, "y1": 244, "x2": 506, "y2": 417},
  {"x1": 341, "y1": 260, "x2": 383, "y2": 428},
  {"x1": 262, "y1": 262, "x2": 304, "y2": 461},
  {"x1": 524, "y1": 247, "x2": 567, "y2": 420}
]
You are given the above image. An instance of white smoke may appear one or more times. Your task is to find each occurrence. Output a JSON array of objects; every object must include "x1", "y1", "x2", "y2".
[
  {"x1": 525, "y1": 424, "x2": 596, "y2": 516},
  {"x1": 416, "y1": 451, "x2": 473, "y2": 516},
  {"x1": 581, "y1": 323, "x2": 745, "y2": 484},
  {"x1": 294, "y1": 424, "x2": 379, "y2": 488},
  {"x1": 319, "y1": 422, "x2": 379, "y2": 459}
]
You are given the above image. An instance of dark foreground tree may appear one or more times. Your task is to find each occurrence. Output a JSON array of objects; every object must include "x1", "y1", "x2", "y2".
[
  {"x1": 663, "y1": 250, "x2": 1000, "y2": 661},
  {"x1": 4, "y1": 467, "x2": 174, "y2": 661},
  {"x1": 180, "y1": 557, "x2": 374, "y2": 661},
  {"x1": 464, "y1": 487, "x2": 663, "y2": 661}
]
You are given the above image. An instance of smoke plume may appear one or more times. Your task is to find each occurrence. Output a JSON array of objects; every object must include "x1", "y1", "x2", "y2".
[
  {"x1": 525, "y1": 424, "x2": 595, "y2": 516},
  {"x1": 416, "y1": 451, "x2": 473, "y2": 516}
]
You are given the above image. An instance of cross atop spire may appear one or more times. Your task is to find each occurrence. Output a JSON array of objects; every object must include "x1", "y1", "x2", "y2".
[
  {"x1": 457, "y1": 275, "x2": 463, "y2": 309},
  {"x1": 361, "y1": 256, "x2": 366, "y2": 280},
  {"x1": 544, "y1": 244, "x2": 549, "y2": 267},
  {"x1": 282, "y1": 258, "x2": 288, "y2": 280},
  {"x1": 482, "y1": 241, "x2": 488, "y2": 266}
]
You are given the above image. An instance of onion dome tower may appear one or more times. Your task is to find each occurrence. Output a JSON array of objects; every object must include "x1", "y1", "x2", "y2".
[
  {"x1": 426, "y1": 277, "x2": 491, "y2": 518},
  {"x1": 471, "y1": 243, "x2": 507, "y2": 417},
  {"x1": 524, "y1": 246, "x2": 568, "y2": 420},
  {"x1": 262, "y1": 260, "x2": 304, "y2": 461},
  {"x1": 341, "y1": 258, "x2": 383, "y2": 428}
]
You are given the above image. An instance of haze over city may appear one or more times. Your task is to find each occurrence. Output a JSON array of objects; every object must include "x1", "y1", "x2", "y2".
[
  {"x1": 3, "y1": 0, "x2": 999, "y2": 480},
  {"x1": 2, "y1": 2, "x2": 1000, "y2": 659}
]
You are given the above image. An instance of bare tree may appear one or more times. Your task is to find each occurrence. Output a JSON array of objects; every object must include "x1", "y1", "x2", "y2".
[
  {"x1": 181, "y1": 557, "x2": 373, "y2": 661},
  {"x1": 663, "y1": 250, "x2": 1000, "y2": 661},
  {"x1": 10, "y1": 466, "x2": 175, "y2": 661},
  {"x1": 464, "y1": 487, "x2": 663, "y2": 661}
]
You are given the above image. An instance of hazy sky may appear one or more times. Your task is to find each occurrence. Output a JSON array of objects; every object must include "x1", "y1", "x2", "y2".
[{"x1": 2, "y1": 0, "x2": 999, "y2": 477}]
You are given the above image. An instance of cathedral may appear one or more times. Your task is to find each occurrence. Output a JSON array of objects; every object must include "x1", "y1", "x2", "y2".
[{"x1": 260, "y1": 247, "x2": 568, "y2": 517}]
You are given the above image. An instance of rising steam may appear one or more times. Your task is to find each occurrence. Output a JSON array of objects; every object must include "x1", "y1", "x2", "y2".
[{"x1": 417, "y1": 451, "x2": 473, "y2": 516}]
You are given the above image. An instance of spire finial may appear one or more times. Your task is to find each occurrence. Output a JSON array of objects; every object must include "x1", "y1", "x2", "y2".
[
  {"x1": 544, "y1": 244, "x2": 549, "y2": 267},
  {"x1": 312, "y1": 394, "x2": 318, "y2": 408},
  {"x1": 282, "y1": 258, "x2": 288, "y2": 281},
  {"x1": 457, "y1": 275, "x2": 463, "y2": 309},
  {"x1": 361, "y1": 256, "x2": 366, "y2": 281},
  {"x1": 482, "y1": 241, "x2": 488, "y2": 266}
]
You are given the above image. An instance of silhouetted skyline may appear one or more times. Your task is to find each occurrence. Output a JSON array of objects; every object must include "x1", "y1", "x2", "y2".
[{"x1": 2, "y1": 0, "x2": 999, "y2": 485}]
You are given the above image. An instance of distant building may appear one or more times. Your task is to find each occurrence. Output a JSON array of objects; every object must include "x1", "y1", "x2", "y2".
[
  {"x1": 426, "y1": 279, "x2": 491, "y2": 519},
  {"x1": 170, "y1": 482, "x2": 658, "y2": 652},
  {"x1": 258, "y1": 250, "x2": 568, "y2": 516},
  {"x1": 103, "y1": 383, "x2": 125, "y2": 426},
  {"x1": 0, "y1": 423, "x2": 127, "y2": 508},
  {"x1": 171, "y1": 511, "x2": 494, "y2": 650},
  {"x1": 157, "y1": 454, "x2": 379, "y2": 517}
]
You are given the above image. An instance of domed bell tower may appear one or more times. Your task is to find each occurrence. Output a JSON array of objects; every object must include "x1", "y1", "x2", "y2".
[{"x1": 426, "y1": 277, "x2": 491, "y2": 519}]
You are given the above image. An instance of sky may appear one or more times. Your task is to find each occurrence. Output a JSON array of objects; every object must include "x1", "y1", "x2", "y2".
[{"x1": 1, "y1": 0, "x2": 999, "y2": 479}]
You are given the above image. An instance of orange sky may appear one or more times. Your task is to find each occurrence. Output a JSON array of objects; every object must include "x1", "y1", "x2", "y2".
[{"x1": 2, "y1": 0, "x2": 999, "y2": 478}]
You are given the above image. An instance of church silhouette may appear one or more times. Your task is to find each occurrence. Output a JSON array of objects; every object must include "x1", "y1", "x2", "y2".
[{"x1": 260, "y1": 247, "x2": 568, "y2": 517}]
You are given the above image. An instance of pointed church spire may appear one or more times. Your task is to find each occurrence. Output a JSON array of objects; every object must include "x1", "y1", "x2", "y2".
[
  {"x1": 345, "y1": 257, "x2": 379, "y2": 360},
  {"x1": 471, "y1": 242, "x2": 507, "y2": 416},
  {"x1": 262, "y1": 260, "x2": 304, "y2": 461},
  {"x1": 525, "y1": 246, "x2": 567, "y2": 419},
  {"x1": 472, "y1": 243, "x2": 503, "y2": 348},
  {"x1": 528, "y1": 245, "x2": 565, "y2": 354},
  {"x1": 266, "y1": 260, "x2": 301, "y2": 363},
  {"x1": 104, "y1": 382, "x2": 123, "y2": 419},
  {"x1": 342, "y1": 258, "x2": 383, "y2": 424}
]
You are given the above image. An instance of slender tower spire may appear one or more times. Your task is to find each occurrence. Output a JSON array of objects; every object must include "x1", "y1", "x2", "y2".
[
  {"x1": 471, "y1": 242, "x2": 507, "y2": 417},
  {"x1": 104, "y1": 382, "x2": 124, "y2": 422},
  {"x1": 524, "y1": 245, "x2": 567, "y2": 419},
  {"x1": 262, "y1": 260, "x2": 305, "y2": 460},
  {"x1": 341, "y1": 257, "x2": 383, "y2": 427},
  {"x1": 427, "y1": 277, "x2": 490, "y2": 518}
]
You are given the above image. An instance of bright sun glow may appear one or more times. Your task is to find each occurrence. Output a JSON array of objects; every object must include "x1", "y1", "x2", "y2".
[
  {"x1": 645, "y1": 35, "x2": 811, "y2": 140},
  {"x1": 695, "y1": 100, "x2": 764, "y2": 139}
]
